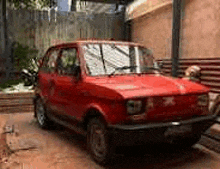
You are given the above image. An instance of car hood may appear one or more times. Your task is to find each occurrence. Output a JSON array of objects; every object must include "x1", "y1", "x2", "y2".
[{"x1": 85, "y1": 74, "x2": 209, "y2": 99}]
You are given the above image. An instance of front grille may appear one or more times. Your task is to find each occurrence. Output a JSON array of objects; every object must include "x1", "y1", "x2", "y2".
[{"x1": 152, "y1": 95, "x2": 197, "y2": 108}]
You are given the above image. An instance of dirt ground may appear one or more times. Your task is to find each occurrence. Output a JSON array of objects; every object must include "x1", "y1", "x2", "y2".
[
  {"x1": 0, "y1": 113, "x2": 220, "y2": 169},
  {"x1": 0, "y1": 114, "x2": 10, "y2": 165},
  {"x1": 0, "y1": 113, "x2": 102, "y2": 169}
]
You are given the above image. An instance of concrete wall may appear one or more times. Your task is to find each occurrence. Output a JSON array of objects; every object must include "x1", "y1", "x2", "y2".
[
  {"x1": 132, "y1": 3, "x2": 173, "y2": 59},
  {"x1": 131, "y1": 0, "x2": 220, "y2": 59}
]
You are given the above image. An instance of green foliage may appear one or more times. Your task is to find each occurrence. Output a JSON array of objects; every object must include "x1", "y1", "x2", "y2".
[
  {"x1": 13, "y1": 42, "x2": 39, "y2": 71},
  {"x1": 7, "y1": 0, "x2": 56, "y2": 9},
  {"x1": 0, "y1": 79, "x2": 23, "y2": 90}
]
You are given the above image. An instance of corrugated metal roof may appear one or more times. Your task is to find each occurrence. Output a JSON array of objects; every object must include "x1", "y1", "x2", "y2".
[{"x1": 157, "y1": 57, "x2": 220, "y2": 94}]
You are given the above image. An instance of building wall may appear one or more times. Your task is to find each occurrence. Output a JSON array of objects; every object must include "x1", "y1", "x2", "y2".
[
  {"x1": 128, "y1": 0, "x2": 171, "y2": 20},
  {"x1": 132, "y1": 4, "x2": 173, "y2": 59},
  {"x1": 131, "y1": 0, "x2": 220, "y2": 59},
  {"x1": 181, "y1": 0, "x2": 220, "y2": 58}
]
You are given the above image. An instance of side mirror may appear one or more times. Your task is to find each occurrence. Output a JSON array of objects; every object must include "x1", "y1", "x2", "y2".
[{"x1": 37, "y1": 59, "x2": 43, "y2": 67}]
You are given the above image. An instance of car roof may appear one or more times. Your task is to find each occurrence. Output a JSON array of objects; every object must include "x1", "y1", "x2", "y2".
[{"x1": 51, "y1": 40, "x2": 145, "y2": 49}]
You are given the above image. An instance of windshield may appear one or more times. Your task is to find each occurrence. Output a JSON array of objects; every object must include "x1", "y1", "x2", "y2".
[{"x1": 82, "y1": 43, "x2": 158, "y2": 76}]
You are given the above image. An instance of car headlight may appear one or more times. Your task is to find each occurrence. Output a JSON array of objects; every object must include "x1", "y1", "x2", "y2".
[
  {"x1": 127, "y1": 100, "x2": 142, "y2": 115},
  {"x1": 197, "y1": 94, "x2": 209, "y2": 106}
]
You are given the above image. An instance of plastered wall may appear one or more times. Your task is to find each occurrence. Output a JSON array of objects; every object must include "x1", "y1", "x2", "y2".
[
  {"x1": 132, "y1": 4, "x2": 173, "y2": 59},
  {"x1": 132, "y1": 0, "x2": 220, "y2": 59},
  {"x1": 181, "y1": 0, "x2": 220, "y2": 58}
]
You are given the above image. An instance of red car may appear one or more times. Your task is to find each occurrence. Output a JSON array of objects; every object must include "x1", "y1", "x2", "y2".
[{"x1": 34, "y1": 40, "x2": 216, "y2": 164}]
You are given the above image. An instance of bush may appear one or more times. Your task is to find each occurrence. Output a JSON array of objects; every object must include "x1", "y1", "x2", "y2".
[
  {"x1": 13, "y1": 42, "x2": 39, "y2": 72},
  {"x1": 0, "y1": 79, "x2": 23, "y2": 90}
]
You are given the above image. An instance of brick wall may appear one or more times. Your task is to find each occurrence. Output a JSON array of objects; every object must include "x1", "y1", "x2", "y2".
[{"x1": 0, "y1": 92, "x2": 34, "y2": 114}]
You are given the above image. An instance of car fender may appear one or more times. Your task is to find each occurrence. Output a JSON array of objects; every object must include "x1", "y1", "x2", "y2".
[{"x1": 82, "y1": 103, "x2": 109, "y2": 122}]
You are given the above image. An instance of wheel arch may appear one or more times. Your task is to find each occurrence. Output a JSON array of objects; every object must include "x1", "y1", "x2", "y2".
[
  {"x1": 82, "y1": 108, "x2": 107, "y2": 131},
  {"x1": 33, "y1": 94, "x2": 44, "y2": 117}
]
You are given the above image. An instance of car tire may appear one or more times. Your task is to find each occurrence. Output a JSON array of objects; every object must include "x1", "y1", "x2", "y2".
[
  {"x1": 87, "y1": 118, "x2": 114, "y2": 165},
  {"x1": 35, "y1": 98, "x2": 51, "y2": 129}
]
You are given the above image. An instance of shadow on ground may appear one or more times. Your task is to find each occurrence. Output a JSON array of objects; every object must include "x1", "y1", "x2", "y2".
[{"x1": 43, "y1": 120, "x2": 212, "y2": 169}]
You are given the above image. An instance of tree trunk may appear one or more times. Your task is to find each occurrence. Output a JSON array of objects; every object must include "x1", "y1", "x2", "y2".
[
  {"x1": 0, "y1": 0, "x2": 7, "y2": 82},
  {"x1": 71, "y1": 0, "x2": 77, "y2": 11},
  {"x1": 1, "y1": 0, "x2": 12, "y2": 81},
  {"x1": 0, "y1": 0, "x2": 6, "y2": 54}
]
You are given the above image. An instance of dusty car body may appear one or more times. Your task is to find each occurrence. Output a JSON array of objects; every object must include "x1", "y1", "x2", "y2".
[{"x1": 34, "y1": 40, "x2": 216, "y2": 164}]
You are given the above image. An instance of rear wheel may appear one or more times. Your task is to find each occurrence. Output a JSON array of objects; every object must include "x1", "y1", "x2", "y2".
[
  {"x1": 87, "y1": 118, "x2": 114, "y2": 165},
  {"x1": 35, "y1": 98, "x2": 51, "y2": 129}
]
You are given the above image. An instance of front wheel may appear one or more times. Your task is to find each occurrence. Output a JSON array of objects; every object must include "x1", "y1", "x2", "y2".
[
  {"x1": 35, "y1": 98, "x2": 51, "y2": 129},
  {"x1": 87, "y1": 118, "x2": 114, "y2": 165}
]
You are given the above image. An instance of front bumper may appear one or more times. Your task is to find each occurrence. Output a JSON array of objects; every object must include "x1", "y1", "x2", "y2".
[{"x1": 108, "y1": 115, "x2": 216, "y2": 146}]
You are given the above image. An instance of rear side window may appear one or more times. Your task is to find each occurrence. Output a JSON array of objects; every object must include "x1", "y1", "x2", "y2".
[
  {"x1": 57, "y1": 48, "x2": 79, "y2": 75},
  {"x1": 48, "y1": 49, "x2": 59, "y2": 72},
  {"x1": 41, "y1": 48, "x2": 59, "y2": 72}
]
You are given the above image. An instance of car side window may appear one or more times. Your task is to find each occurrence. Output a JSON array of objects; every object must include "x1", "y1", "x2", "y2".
[
  {"x1": 41, "y1": 48, "x2": 59, "y2": 72},
  {"x1": 57, "y1": 48, "x2": 79, "y2": 75},
  {"x1": 48, "y1": 49, "x2": 59, "y2": 72}
]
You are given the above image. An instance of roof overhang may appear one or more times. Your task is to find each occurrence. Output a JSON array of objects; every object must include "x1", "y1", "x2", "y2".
[
  {"x1": 126, "y1": 0, "x2": 172, "y2": 20},
  {"x1": 78, "y1": 0, "x2": 134, "y2": 5}
]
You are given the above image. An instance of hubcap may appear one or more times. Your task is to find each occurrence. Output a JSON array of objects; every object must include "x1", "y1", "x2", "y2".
[
  {"x1": 90, "y1": 124, "x2": 107, "y2": 158},
  {"x1": 36, "y1": 100, "x2": 45, "y2": 126}
]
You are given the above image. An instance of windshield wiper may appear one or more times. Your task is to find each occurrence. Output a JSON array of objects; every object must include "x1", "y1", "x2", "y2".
[
  {"x1": 99, "y1": 44, "x2": 107, "y2": 73},
  {"x1": 109, "y1": 66, "x2": 137, "y2": 76}
]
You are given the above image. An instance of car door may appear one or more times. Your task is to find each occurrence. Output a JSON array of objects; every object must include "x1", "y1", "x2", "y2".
[
  {"x1": 38, "y1": 47, "x2": 59, "y2": 103},
  {"x1": 42, "y1": 48, "x2": 60, "y2": 113},
  {"x1": 52, "y1": 46, "x2": 81, "y2": 123}
]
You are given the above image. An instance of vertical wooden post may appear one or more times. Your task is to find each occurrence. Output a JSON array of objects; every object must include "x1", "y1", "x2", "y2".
[
  {"x1": 0, "y1": 0, "x2": 10, "y2": 81},
  {"x1": 171, "y1": 0, "x2": 182, "y2": 77},
  {"x1": 71, "y1": 0, "x2": 77, "y2": 11},
  {"x1": 0, "y1": 0, "x2": 6, "y2": 54},
  {"x1": 121, "y1": 4, "x2": 126, "y2": 41}
]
